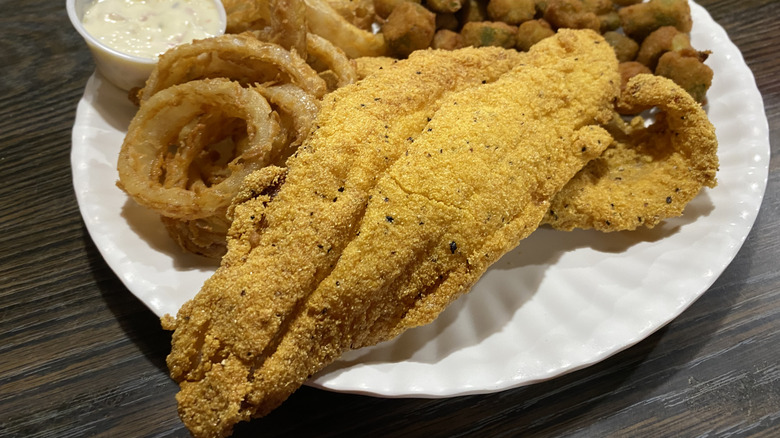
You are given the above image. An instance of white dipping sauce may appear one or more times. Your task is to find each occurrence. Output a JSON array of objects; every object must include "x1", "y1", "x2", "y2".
[{"x1": 82, "y1": 0, "x2": 222, "y2": 59}]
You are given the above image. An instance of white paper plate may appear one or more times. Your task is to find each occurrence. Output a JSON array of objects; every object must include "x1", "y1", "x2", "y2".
[{"x1": 71, "y1": 1, "x2": 769, "y2": 397}]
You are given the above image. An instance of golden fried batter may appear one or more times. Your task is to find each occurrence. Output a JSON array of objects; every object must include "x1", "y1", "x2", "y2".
[
  {"x1": 165, "y1": 30, "x2": 619, "y2": 437},
  {"x1": 352, "y1": 55, "x2": 398, "y2": 80},
  {"x1": 543, "y1": 74, "x2": 718, "y2": 231},
  {"x1": 165, "y1": 45, "x2": 524, "y2": 437}
]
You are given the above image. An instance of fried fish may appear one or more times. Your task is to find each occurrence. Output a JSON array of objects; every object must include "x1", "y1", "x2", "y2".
[
  {"x1": 543, "y1": 74, "x2": 718, "y2": 231},
  {"x1": 164, "y1": 29, "x2": 620, "y2": 437}
]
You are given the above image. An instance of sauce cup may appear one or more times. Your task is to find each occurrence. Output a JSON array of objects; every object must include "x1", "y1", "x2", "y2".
[{"x1": 66, "y1": 0, "x2": 227, "y2": 91}]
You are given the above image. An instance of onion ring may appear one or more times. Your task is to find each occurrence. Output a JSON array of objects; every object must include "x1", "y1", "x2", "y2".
[
  {"x1": 255, "y1": 83, "x2": 321, "y2": 164},
  {"x1": 220, "y1": 0, "x2": 267, "y2": 33},
  {"x1": 221, "y1": 0, "x2": 307, "y2": 57},
  {"x1": 161, "y1": 214, "x2": 231, "y2": 258},
  {"x1": 323, "y1": 0, "x2": 375, "y2": 30},
  {"x1": 266, "y1": 0, "x2": 308, "y2": 58},
  {"x1": 304, "y1": 0, "x2": 387, "y2": 58},
  {"x1": 305, "y1": 33, "x2": 358, "y2": 91},
  {"x1": 139, "y1": 33, "x2": 326, "y2": 103},
  {"x1": 159, "y1": 83, "x2": 319, "y2": 258},
  {"x1": 118, "y1": 78, "x2": 281, "y2": 220}
]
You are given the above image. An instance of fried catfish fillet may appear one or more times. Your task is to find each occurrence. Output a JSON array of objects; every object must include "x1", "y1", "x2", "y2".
[
  {"x1": 164, "y1": 30, "x2": 619, "y2": 437},
  {"x1": 164, "y1": 44, "x2": 523, "y2": 437},
  {"x1": 543, "y1": 74, "x2": 718, "y2": 231}
]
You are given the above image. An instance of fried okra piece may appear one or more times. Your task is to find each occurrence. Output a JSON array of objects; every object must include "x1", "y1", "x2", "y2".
[
  {"x1": 427, "y1": 0, "x2": 464, "y2": 13},
  {"x1": 612, "y1": 0, "x2": 642, "y2": 5},
  {"x1": 579, "y1": 0, "x2": 620, "y2": 32},
  {"x1": 619, "y1": 0, "x2": 692, "y2": 42},
  {"x1": 461, "y1": 21, "x2": 518, "y2": 48},
  {"x1": 432, "y1": 28, "x2": 466, "y2": 49},
  {"x1": 616, "y1": 61, "x2": 652, "y2": 114},
  {"x1": 458, "y1": 0, "x2": 490, "y2": 23},
  {"x1": 375, "y1": 0, "x2": 421, "y2": 19},
  {"x1": 656, "y1": 50, "x2": 713, "y2": 103},
  {"x1": 581, "y1": 0, "x2": 613, "y2": 14},
  {"x1": 603, "y1": 31, "x2": 639, "y2": 62},
  {"x1": 636, "y1": 26, "x2": 692, "y2": 70},
  {"x1": 543, "y1": 0, "x2": 601, "y2": 31},
  {"x1": 599, "y1": 10, "x2": 620, "y2": 32},
  {"x1": 619, "y1": 61, "x2": 652, "y2": 89},
  {"x1": 383, "y1": 2, "x2": 437, "y2": 57},
  {"x1": 436, "y1": 12, "x2": 460, "y2": 30},
  {"x1": 487, "y1": 0, "x2": 537, "y2": 25},
  {"x1": 515, "y1": 18, "x2": 555, "y2": 51}
]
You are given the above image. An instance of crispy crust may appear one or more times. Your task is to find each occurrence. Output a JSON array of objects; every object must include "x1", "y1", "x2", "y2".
[
  {"x1": 165, "y1": 30, "x2": 620, "y2": 437},
  {"x1": 543, "y1": 74, "x2": 718, "y2": 231}
]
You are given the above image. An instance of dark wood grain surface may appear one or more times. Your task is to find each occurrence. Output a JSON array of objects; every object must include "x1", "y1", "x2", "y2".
[{"x1": 1, "y1": 1, "x2": 778, "y2": 436}]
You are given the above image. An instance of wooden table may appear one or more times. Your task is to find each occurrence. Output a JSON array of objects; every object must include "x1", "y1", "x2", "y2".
[{"x1": 2, "y1": 1, "x2": 777, "y2": 436}]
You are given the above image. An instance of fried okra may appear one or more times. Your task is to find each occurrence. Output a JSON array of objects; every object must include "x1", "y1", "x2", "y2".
[
  {"x1": 619, "y1": 0, "x2": 692, "y2": 42},
  {"x1": 487, "y1": 0, "x2": 537, "y2": 25},
  {"x1": 383, "y1": 2, "x2": 437, "y2": 57},
  {"x1": 427, "y1": 0, "x2": 465, "y2": 14},
  {"x1": 370, "y1": 0, "x2": 712, "y2": 109},
  {"x1": 515, "y1": 19, "x2": 555, "y2": 51},
  {"x1": 604, "y1": 30, "x2": 639, "y2": 62},
  {"x1": 611, "y1": 0, "x2": 642, "y2": 6},
  {"x1": 636, "y1": 26, "x2": 692, "y2": 70},
  {"x1": 458, "y1": 0, "x2": 490, "y2": 23},
  {"x1": 375, "y1": 0, "x2": 422, "y2": 19},
  {"x1": 461, "y1": 21, "x2": 518, "y2": 48},
  {"x1": 582, "y1": 0, "x2": 620, "y2": 32},
  {"x1": 432, "y1": 28, "x2": 466, "y2": 49},
  {"x1": 581, "y1": 0, "x2": 613, "y2": 15},
  {"x1": 543, "y1": 0, "x2": 601, "y2": 31},
  {"x1": 656, "y1": 50, "x2": 713, "y2": 103},
  {"x1": 598, "y1": 10, "x2": 620, "y2": 32},
  {"x1": 436, "y1": 12, "x2": 460, "y2": 30}
]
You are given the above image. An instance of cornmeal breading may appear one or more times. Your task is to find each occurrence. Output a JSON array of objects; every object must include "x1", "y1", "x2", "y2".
[
  {"x1": 164, "y1": 30, "x2": 620, "y2": 437},
  {"x1": 353, "y1": 55, "x2": 397, "y2": 79},
  {"x1": 165, "y1": 44, "x2": 525, "y2": 437},
  {"x1": 543, "y1": 74, "x2": 718, "y2": 231}
]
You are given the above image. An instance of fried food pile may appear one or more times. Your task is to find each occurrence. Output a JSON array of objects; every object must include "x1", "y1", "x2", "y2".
[
  {"x1": 220, "y1": 0, "x2": 713, "y2": 108},
  {"x1": 329, "y1": 0, "x2": 713, "y2": 109},
  {"x1": 156, "y1": 29, "x2": 717, "y2": 437},
  {"x1": 116, "y1": 0, "x2": 716, "y2": 258},
  {"x1": 111, "y1": 2, "x2": 720, "y2": 436}
]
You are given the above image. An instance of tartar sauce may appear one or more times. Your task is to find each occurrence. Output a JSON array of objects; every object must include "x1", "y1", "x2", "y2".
[{"x1": 82, "y1": 0, "x2": 223, "y2": 59}]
